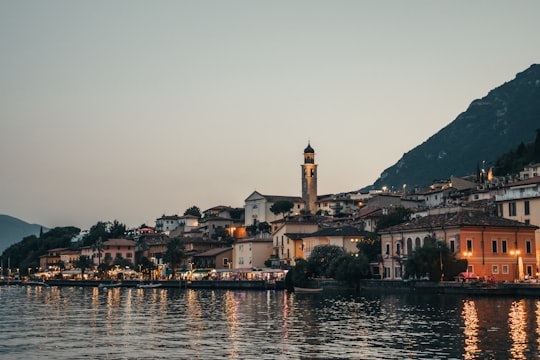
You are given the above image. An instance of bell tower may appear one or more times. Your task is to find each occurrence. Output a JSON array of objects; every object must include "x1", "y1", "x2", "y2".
[{"x1": 301, "y1": 142, "x2": 318, "y2": 214}]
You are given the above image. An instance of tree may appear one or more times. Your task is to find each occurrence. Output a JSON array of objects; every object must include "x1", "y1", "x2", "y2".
[
  {"x1": 404, "y1": 240, "x2": 465, "y2": 282},
  {"x1": 184, "y1": 206, "x2": 201, "y2": 218},
  {"x1": 285, "y1": 258, "x2": 311, "y2": 289},
  {"x1": 92, "y1": 237, "x2": 104, "y2": 266},
  {"x1": 164, "y1": 238, "x2": 185, "y2": 279},
  {"x1": 109, "y1": 220, "x2": 126, "y2": 238},
  {"x1": 307, "y1": 245, "x2": 345, "y2": 278},
  {"x1": 73, "y1": 255, "x2": 93, "y2": 277},
  {"x1": 357, "y1": 233, "x2": 381, "y2": 262},
  {"x1": 270, "y1": 200, "x2": 294, "y2": 218},
  {"x1": 328, "y1": 254, "x2": 370, "y2": 287}
]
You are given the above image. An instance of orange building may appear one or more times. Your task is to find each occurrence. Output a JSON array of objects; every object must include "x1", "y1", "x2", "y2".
[{"x1": 380, "y1": 210, "x2": 538, "y2": 282}]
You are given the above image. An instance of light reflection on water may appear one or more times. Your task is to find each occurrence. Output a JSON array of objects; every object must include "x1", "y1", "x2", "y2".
[{"x1": 1, "y1": 285, "x2": 540, "y2": 359}]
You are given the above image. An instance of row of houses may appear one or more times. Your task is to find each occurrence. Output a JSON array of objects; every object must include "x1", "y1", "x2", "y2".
[{"x1": 38, "y1": 143, "x2": 540, "y2": 283}]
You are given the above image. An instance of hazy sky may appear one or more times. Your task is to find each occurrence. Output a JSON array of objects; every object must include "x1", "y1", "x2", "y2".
[{"x1": 1, "y1": 1, "x2": 540, "y2": 230}]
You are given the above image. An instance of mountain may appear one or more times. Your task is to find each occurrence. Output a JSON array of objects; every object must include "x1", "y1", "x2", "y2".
[
  {"x1": 369, "y1": 64, "x2": 540, "y2": 191},
  {"x1": 0, "y1": 215, "x2": 48, "y2": 254}
]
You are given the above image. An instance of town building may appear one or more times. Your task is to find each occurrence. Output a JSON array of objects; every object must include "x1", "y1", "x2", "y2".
[
  {"x1": 496, "y1": 176, "x2": 540, "y2": 268},
  {"x1": 379, "y1": 210, "x2": 538, "y2": 281},
  {"x1": 244, "y1": 191, "x2": 304, "y2": 226},
  {"x1": 232, "y1": 235, "x2": 274, "y2": 269},
  {"x1": 301, "y1": 142, "x2": 318, "y2": 213},
  {"x1": 102, "y1": 239, "x2": 137, "y2": 265},
  {"x1": 271, "y1": 216, "x2": 319, "y2": 267}
]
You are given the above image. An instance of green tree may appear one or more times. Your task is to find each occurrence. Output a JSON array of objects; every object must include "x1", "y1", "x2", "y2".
[
  {"x1": 270, "y1": 200, "x2": 294, "y2": 218},
  {"x1": 404, "y1": 240, "x2": 465, "y2": 282},
  {"x1": 138, "y1": 257, "x2": 156, "y2": 278},
  {"x1": 285, "y1": 258, "x2": 311, "y2": 289},
  {"x1": 257, "y1": 222, "x2": 271, "y2": 233},
  {"x1": 356, "y1": 233, "x2": 381, "y2": 262},
  {"x1": 73, "y1": 255, "x2": 94, "y2": 276},
  {"x1": 164, "y1": 238, "x2": 185, "y2": 279},
  {"x1": 328, "y1": 254, "x2": 370, "y2": 287},
  {"x1": 307, "y1": 245, "x2": 345, "y2": 278},
  {"x1": 109, "y1": 220, "x2": 126, "y2": 238},
  {"x1": 184, "y1": 206, "x2": 201, "y2": 218},
  {"x1": 92, "y1": 237, "x2": 104, "y2": 266}
]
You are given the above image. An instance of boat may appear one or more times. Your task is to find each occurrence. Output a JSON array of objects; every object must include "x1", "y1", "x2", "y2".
[
  {"x1": 25, "y1": 281, "x2": 50, "y2": 287},
  {"x1": 294, "y1": 286, "x2": 323, "y2": 293},
  {"x1": 137, "y1": 283, "x2": 162, "y2": 289},
  {"x1": 98, "y1": 282, "x2": 122, "y2": 289}
]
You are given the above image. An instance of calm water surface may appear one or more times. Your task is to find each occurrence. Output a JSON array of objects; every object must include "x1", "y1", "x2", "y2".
[{"x1": 0, "y1": 285, "x2": 539, "y2": 359}]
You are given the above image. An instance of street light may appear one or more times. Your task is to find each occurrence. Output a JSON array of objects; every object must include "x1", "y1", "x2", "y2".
[
  {"x1": 463, "y1": 251, "x2": 473, "y2": 280},
  {"x1": 510, "y1": 249, "x2": 521, "y2": 282}
]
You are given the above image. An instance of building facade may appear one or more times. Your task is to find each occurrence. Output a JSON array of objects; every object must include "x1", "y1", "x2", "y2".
[{"x1": 379, "y1": 211, "x2": 538, "y2": 281}]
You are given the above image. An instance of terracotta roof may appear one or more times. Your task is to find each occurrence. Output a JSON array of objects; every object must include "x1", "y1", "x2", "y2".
[
  {"x1": 505, "y1": 176, "x2": 540, "y2": 187},
  {"x1": 305, "y1": 226, "x2": 364, "y2": 237},
  {"x1": 379, "y1": 211, "x2": 538, "y2": 233},
  {"x1": 193, "y1": 247, "x2": 232, "y2": 257},
  {"x1": 103, "y1": 238, "x2": 137, "y2": 246}
]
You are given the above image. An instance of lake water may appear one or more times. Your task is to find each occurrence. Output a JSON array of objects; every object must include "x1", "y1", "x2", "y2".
[{"x1": 0, "y1": 285, "x2": 539, "y2": 359}]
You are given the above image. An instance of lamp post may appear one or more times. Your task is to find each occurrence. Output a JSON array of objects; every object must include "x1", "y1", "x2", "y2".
[
  {"x1": 463, "y1": 251, "x2": 473, "y2": 280},
  {"x1": 510, "y1": 249, "x2": 521, "y2": 282}
]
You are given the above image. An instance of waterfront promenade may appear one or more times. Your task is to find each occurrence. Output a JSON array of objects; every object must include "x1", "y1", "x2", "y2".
[{"x1": 4, "y1": 278, "x2": 540, "y2": 296}]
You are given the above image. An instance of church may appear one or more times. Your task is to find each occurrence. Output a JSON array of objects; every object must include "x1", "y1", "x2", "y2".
[{"x1": 243, "y1": 142, "x2": 318, "y2": 226}]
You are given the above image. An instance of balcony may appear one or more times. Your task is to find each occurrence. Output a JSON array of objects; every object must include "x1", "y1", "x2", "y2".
[{"x1": 495, "y1": 189, "x2": 540, "y2": 201}]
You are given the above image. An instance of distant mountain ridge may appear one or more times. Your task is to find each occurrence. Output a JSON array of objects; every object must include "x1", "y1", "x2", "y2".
[
  {"x1": 0, "y1": 214, "x2": 48, "y2": 254},
  {"x1": 369, "y1": 64, "x2": 540, "y2": 191}
]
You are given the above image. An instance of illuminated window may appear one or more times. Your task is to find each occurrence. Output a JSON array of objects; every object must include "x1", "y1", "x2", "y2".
[{"x1": 492, "y1": 265, "x2": 499, "y2": 274}]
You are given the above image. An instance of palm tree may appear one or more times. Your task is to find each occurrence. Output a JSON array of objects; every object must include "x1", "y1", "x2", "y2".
[{"x1": 92, "y1": 237, "x2": 104, "y2": 266}]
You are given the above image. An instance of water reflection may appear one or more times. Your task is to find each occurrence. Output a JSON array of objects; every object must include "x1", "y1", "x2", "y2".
[
  {"x1": 1, "y1": 287, "x2": 540, "y2": 359},
  {"x1": 509, "y1": 300, "x2": 527, "y2": 359},
  {"x1": 462, "y1": 300, "x2": 480, "y2": 359}
]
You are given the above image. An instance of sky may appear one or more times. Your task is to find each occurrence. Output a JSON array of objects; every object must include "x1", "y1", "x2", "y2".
[{"x1": 1, "y1": 1, "x2": 540, "y2": 230}]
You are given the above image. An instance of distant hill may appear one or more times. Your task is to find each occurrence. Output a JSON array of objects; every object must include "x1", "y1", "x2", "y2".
[
  {"x1": 368, "y1": 64, "x2": 540, "y2": 191},
  {"x1": 0, "y1": 215, "x2": 48, "y2": 254}
]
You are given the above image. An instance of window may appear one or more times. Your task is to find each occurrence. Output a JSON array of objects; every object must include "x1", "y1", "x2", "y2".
[
  {"x1": 527, "y1": 265, "x2": 533, "y2": 277},
  {"x1": 492, "y1": 240, "x2": 498, "y2": 253},
  {"x1": 492, "y1": 265, "x2": 499, "y2": 274},
  {"x1": 450, "y1": 239, "x2": 455, "y2": 253},
  {"x1": 508, "y1": 202, "x2": 516, "y2": 216},
  {"x1": 394, "y1": 267, "x2": 401, "y2": 278},
  {"x1": 223, "y1": 258, "x2": 229, "y2": 266},
  {"x1": 384, "y1": 267, "x2": 391, "y2": 279},
  {"x1": 502, "y1": 240, "x2": 507, "y2": 254},
  {"x1": 239, "y1": 257, "x2": 244, "y2": 265},
  {"x1": 498, "y1": 204, "x2": 503, "y2": 217},
  {"x1": 524, "y1": 201, "x2": 530, "y2": 215},
  {"x1": 385, "y1": 243, "x2": 390, "y2": 256},
  {"x1": 396, "y1": 243, "x2": 401, "y2": 256},
  {"x1": 526, "y1": 240, "x2": 532, "y2": 254},
  {"x1": 502, "y1": 265, "x2": 509, "y2": 274},
  {"x1": 466, "y1": 239, "x2": 472, "y2": 251},
  {"x1": 126, "y1": 253, "x2": 132, "y2": 258},
  {"x1": 415, "y1": 237, "x2": 421, "y2": 249}
]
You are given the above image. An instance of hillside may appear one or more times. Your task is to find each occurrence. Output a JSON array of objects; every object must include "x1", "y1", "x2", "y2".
[
  {"x1": 0, "y1": 215, "x2": 47, "y2": 254},
  {"x1": 369, "y1": 64, "x2": 540, "y2": 190}
]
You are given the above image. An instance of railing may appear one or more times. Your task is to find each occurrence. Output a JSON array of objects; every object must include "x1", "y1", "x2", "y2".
[{"x1": 495, "y1": 189, "x2": 540, "y2": 201}]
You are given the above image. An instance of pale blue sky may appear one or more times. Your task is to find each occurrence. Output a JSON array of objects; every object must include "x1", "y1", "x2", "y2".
[{"x1": 1, "y1": 1, "x2": 539, "y2": 229}]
